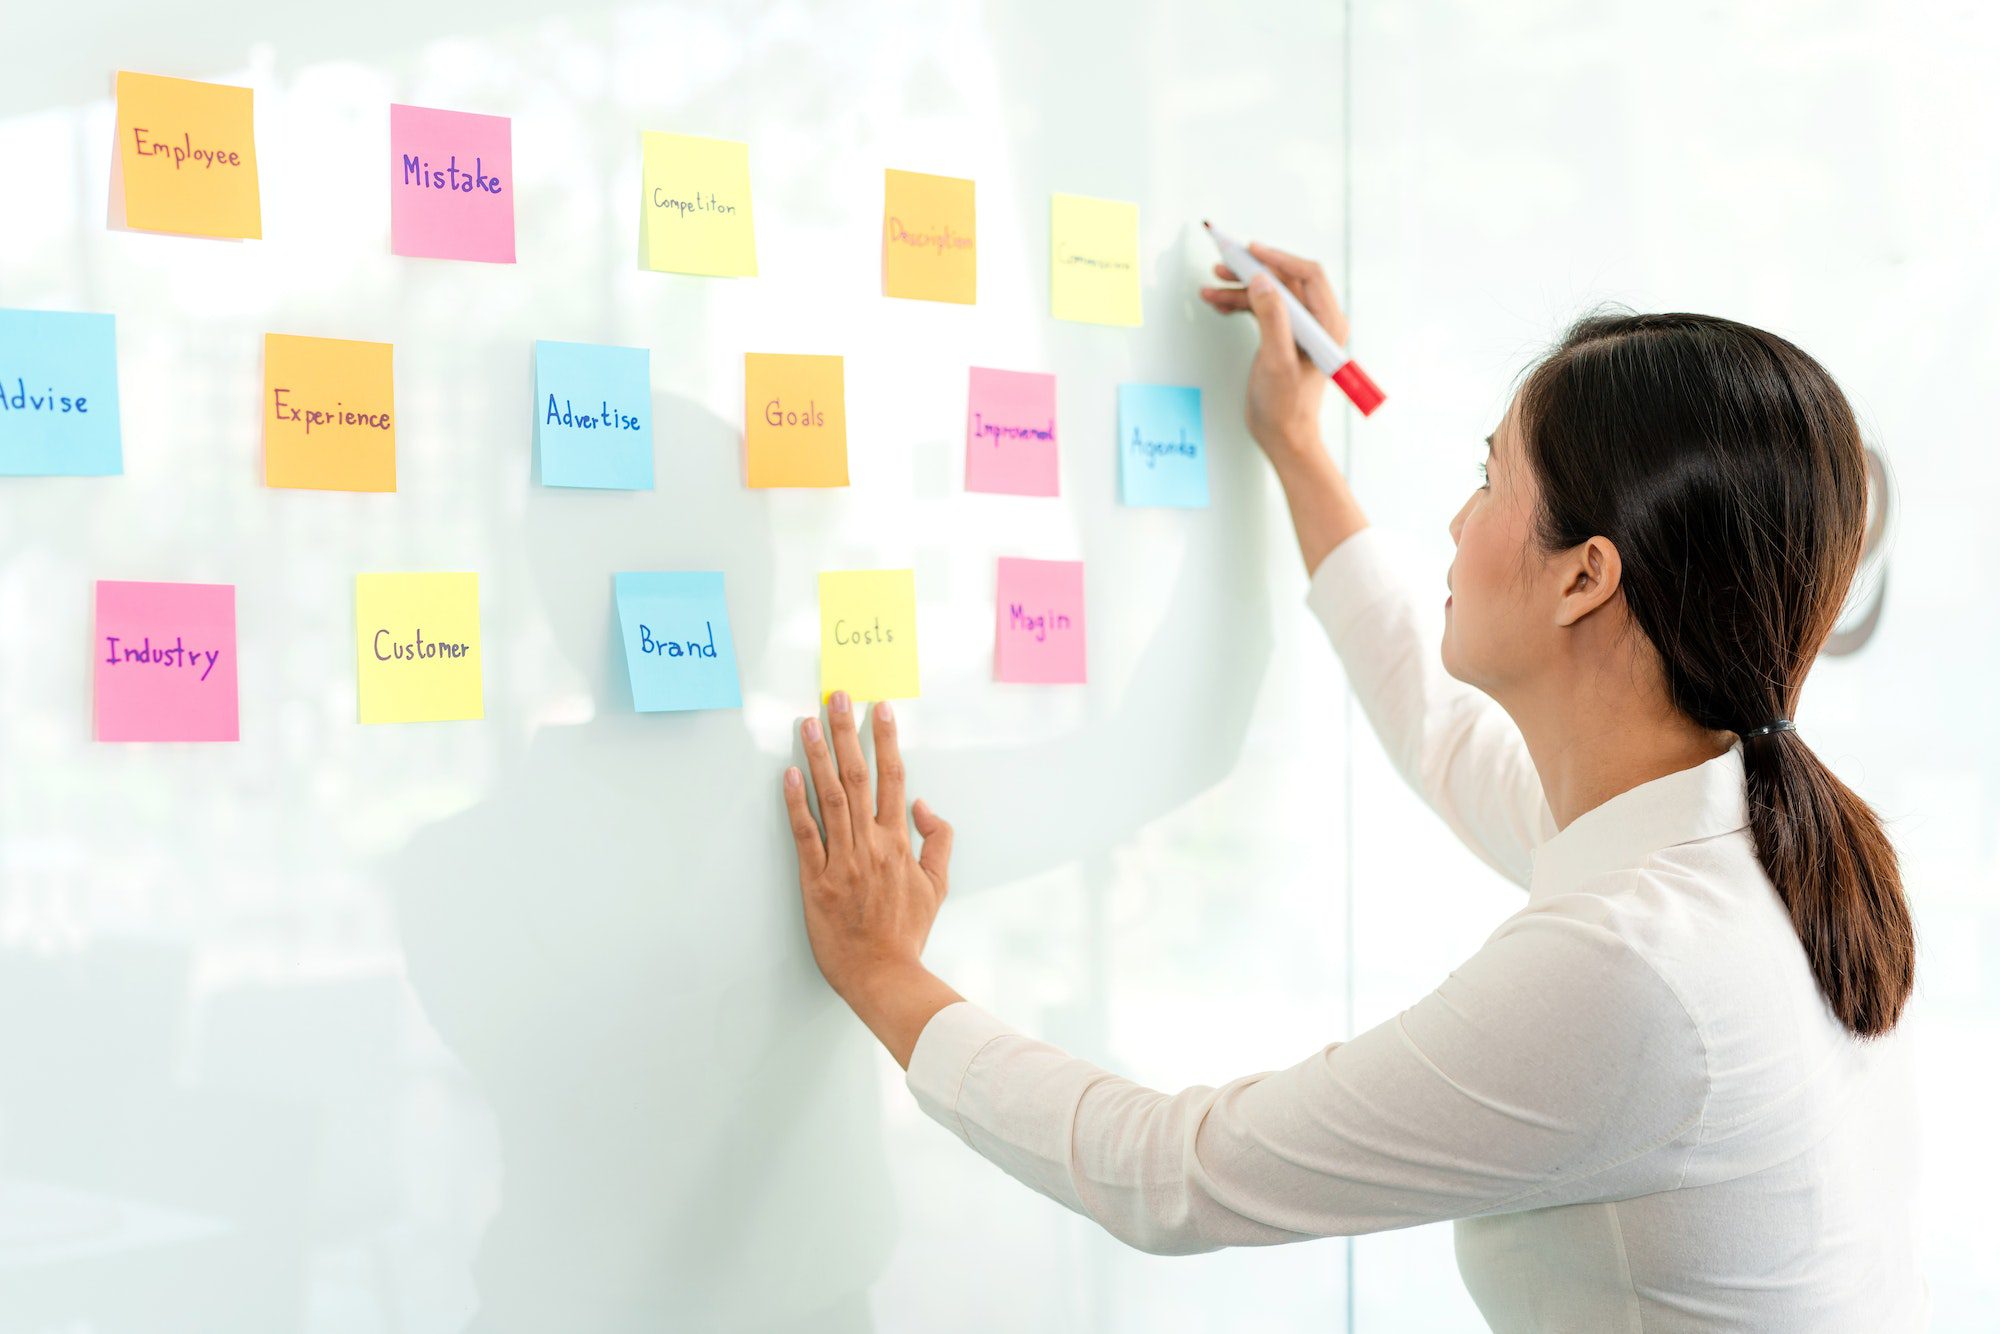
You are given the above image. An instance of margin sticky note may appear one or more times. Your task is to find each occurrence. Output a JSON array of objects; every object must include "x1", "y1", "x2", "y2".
[
  {"x1": 113, "y1": 71, "x2": 261, "y2": 239},
  {"x1": 883, "y1": 169, "x2": 976, "y2": 304},
  {"x1": 263, "y1": 333, "x2": 397, "y2": 492},
  {"x1": 965, "y1": 367, "x2": 1057, "y2": 496},
  {"x1": 94, "y1": 580, "x2": 238, "y2": 742},
  {"x1": 534, "y1": 340, "x2": 654, "y2": 489},
  {"x1": 0, "y1": 309, "x2": 123, "y2": 476},
  {"x1": 745, "y1": 353, "x2": 847, "y2": 488},
  {"x1": 1050, "y1": 192, "x2": 1140, "y2": 326},
  {"x1": 1118, "y1": 383, "x2": 1208, "y2": 508},
  {"x1": 390, "y1": 103, "x2": 516, "y2": 263},
  {"x1": 614, "y1": 572, "x2": 742, "y2": 712},
  {"x1": 995, "y1": 558, "x2": 1086, "y2": 684},
  {"x1": 640, "y1": 131, "x2": 757, "y2": 276},
  {"x1": 819, "y1": 569, "x2": 918, "y2": 703},
  {"x1": 355, "y1": 572, "x2": 482, "y2": 723}
]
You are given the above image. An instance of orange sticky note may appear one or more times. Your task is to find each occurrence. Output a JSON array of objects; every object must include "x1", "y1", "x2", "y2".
[
  {"x1": 113, "y1": 72, "x2": 262, "y2": 240},
  {"x1": 744, "y1": 353, "x2": 847, "y2": 488},
  {"x1": 883, "y1": 169, "x2": 975, "y2": 304},
  {"x1": 263, "y1": 334, "x2": 397, "y2": 492}
]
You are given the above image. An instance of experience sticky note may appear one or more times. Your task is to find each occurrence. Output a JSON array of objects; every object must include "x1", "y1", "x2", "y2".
[
  {"x1": 390, "y1": 103, "x2": 515, "y2": 263},
  {"x1": 534, "y1": 340, "x2": 654, "y2": 489},
  {"x1": 640, "y1": 131, "x2": 757, "y2": 276},
  {"x1": 883, "y1": 169, "x2": 976, "y2": 304},
  {"x1": 263, "y1": 333, "x2": 397, "y2": 492},
  {"x1": 0, "y1": 309, "x2": 123, "y2": 476},
  {"x1": 819, "y1": 569, "x2": 918, "y2": 703},
  {"x1": 995, "y1": 558, "x2": 1086, "y2": 685},
  {"x1": 355, "y1": 572, "x2": 482, "y2": 723},
  {"x1": 614, "y1": 572, "x2": 742, "y2": 712},
  {"x1": 113, "y1": 71, "x2": 261, "y2": 239},
  {"x1": 745, "y1": 353, "x2": 847, "y2": 488},
  {"x1": 1050, "y1": 192, "x2": 1140, "y2": 326},
  {"x1": 1118, "y1": 383, "x2": 1208, "y2": 508},
  {"x1": 94, "y1": 580, "x2": 238, "y2": 742},
  {"x1": 965, "y1": 367, "x2": 1057, "y2": 496}
]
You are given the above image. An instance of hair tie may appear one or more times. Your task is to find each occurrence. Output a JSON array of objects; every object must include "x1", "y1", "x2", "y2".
[{"x1": 1740, "y1": 719, "x2": 1796, "y2": 739}]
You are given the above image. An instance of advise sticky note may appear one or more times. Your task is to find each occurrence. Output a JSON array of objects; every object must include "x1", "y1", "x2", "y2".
[
  {"x1": 745, "y1": 353, "x2": 847, "y2": 488},
  {"x1": 390, "y1": 103, "x2": 515, "y2": 263},
  {"x1": 640, "y1": 131, "x2": 757, "y2": 276},
  {"x1": 534, "y1": 340, "x2": 654, "y2": 489},
  {"x1": 1118, "y1": 383, "x2": 1208, "y2": 508},
  {"x1": 965, "y1": 367, "x2": 1056, "y2": 496},
  {"x1": 356, "y1": 573, "x2": 482, "y2": 723},
  {"x1": 113, "y1": 71, "x2": 261, "y2": 239},
  {"x1": 883, "y1": 169, "x2": 975, "y2": 303},
  {"x1": 94, "y1": 580, "x2": 238, "y2": 742},
  {"x1": 819, "y1": 569, "x2": 918, "y2": 703},
  {"x1": 263, "y1": 333, "x2": 396, "y2": 492},
  {"x1": 0, "y1": 309, "x2": 123, "y2": 476},
  {"x1": 995, "y1": 558, "x2": 1086, "y2": 684},
  {"x1": 614, "y1": 572, "x2": 742, "y2": 713},
  {"x1": 1050, "y1": 192, "x2": 1140, "y2": 326}
]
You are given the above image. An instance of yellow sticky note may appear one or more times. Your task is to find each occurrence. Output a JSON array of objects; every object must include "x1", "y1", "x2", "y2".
[
  {"x1": 1050, "y1": 192, "x2": 1141, "y2": 326},
  {"x1": 114, "y1": 71, "x2": 262, "y2": 239},
  {"x1": 640, "y1": 131, "x2": 757, "y2": 276},
  {"x1": 263, "y1": 333, "x2": 397, "y2": 492},
  {"x1": 883, "y1": 169, "x2": 976, "y2": 304},
  {"x1": 745, "y1": 353, "x2": 847, "y2": 488},
  {"x1": 819, "y1": 569, "x2": 919, "y2": 703},
  {"x1": 355, "y1": 573, "x2": 483, "y2": 723}
]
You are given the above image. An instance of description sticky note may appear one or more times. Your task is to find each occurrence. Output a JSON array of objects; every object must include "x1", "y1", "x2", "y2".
[
  {"x1": 263, "y1": 333, "x2": 397, "y2": 492},
  {"x1": 94, "y1": 580, "x2": 238, "y2": 742},
  {"x1": 355, "y1": 572, "x2": 482, "y2": 723},
  {"x1": 745, "y1": 353, "x2": 847, "y2": 488},
  {"x1": 390, "y1": 103, "x2": 515, "y2": 263},
  {"x1": 965, "y1": 367, "x2": 1057, "y2": 496},
  {"x1": 995, "y1": 558, "x2": 1086, "y2": 684},
  {"x1": 883, "y1": 168, "x2": 976, "y2": 304},
  {"x1": 1050, "y1": 192, "x2": 1140, "y2": 326},
  {"x1": 1118, "y1": 383, "x2": 1208, "y2": 508},
  {"x1": 819, "y1": 569, "x2": 918, "y2": 703},
  {"x1": 614, "y1": 572, "x2": 742, "y2": 713},
  {"x1": 640, "y1": 131, "x2": 757, "y2": 276},
  {"x1": 113, "y1": 71, "x2": 261, "y2": 239},
  {"x1": 0, "y1": 309, "x2": 123, "y2": 476},
  {"x1": 535, "y1": 340, "x2": 654, "y2": 489}
]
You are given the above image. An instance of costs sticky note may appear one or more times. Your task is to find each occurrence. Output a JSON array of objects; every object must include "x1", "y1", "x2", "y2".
[
  {"x1": 745, "y1": 353, "x2": 847, "y2": 488},
  {"x1": 0, "y1": 308, "x2": 123, "y2": 476},
  {"x1": 390, "y1": 103, "x2": 516, "y2": 263},
  {"x1": 263, "y1": 333, "x2": 397, "y2": 492},
  {"x1": 640, "y1": 131, "x2": 757, "y2": 276},
  {"x1": 1117, "y1": 383, "x2": 1208, "y2": 508},
  {"x1": 995, "y1": 558, "x2": 1086, "y2": 684},
  {"x1": 883, "y1": 168, "x2": 976, "y2": 304},
  {"x1": 535, "y1": 340, "x2": 654, "y2": 489},
  {"x1": 94, "y1": 580, "x2": 239, "y2": 742},
  {"x1": 965, "y1": 367, "x2": 1056, "y2": 496},
  {"x1": 614, "y1": 572, "x2": 742, "y2": 713},
  {"x1": 355, "y1": 572, "x2": 483, "y2": 723},
  {"x1": 1050, "y1": 192, "x2": 1140, "y2": 326},
  {"x1": 819, "y1": 569, "x2": 918, "y2": 703},
  {"x1": 113, "y1": 71, "x2": 261, "y2": 239}
]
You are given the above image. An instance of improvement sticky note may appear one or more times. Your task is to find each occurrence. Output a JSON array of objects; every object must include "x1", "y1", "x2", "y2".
[
  {"x1": 390, "y1": 103, "x2": 516, "y2": 263},
  {"x1": 883, "y1": 169, "x2": 976, "y2": 304},
  {"x1": 0, "y1": 309, "x2": 123, "y2": 476},
  {"x1": 614, "y1": 572, "x2": 742, "y2": 713},
  {"x1": 535, "y1": 340, "x2": 654, "y2": 489},
  {"x1": 640, "y1": 132, "x2": 757, "y2": 276},
  {"x1": 1118, "y1": 383, "x2": 1208, "y2": 508},
  {"x1": 819, "y1": 569, "x2": 918, "y2": 703},
  {"x1": 263, "y1": 333, "x2": 397, "y2": 492},
  {"x1": 1050, "y1": 193, "x2": 1140, "y2": 326},
  {"x1": 995, "y1": 558, "x2": 1086, "y2": 685},
  {"x1": 355, "y1": 573, "x2": 482, "y2": 723},
  {"x1": 94, "y1": 580, "x2": 238, "y2": 742},
  {"x1": 965, "y1": 367, "x2": 1057, "y2": 496},
  {"x1": 745, "y1": 353, "x2": 847, "y2": 488},
  {"x1": 113, "y1": 71, "x2": 261, "y2": 239}
]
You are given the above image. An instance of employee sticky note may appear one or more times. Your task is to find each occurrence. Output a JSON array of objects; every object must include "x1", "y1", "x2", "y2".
[
  {"x1": 1050, "y1": 192, "x2": 1140, "y2": 326},
  {"x1": 263, "y1": 333, "x2": 397, "y2": 492},
  {"x1": 113, "y1": 71, "x2": 261, "y2": 239},
  {"x1": 745, "y1": 353, "x2": 847, "y2": 488},
  {"x1": 389, "y1": 103, "x2": 516, "y2": 263},
  {"x1": 534, "y1": 340, "x2": 654, "y2": 489},
  {"x1": 883, "y1": 169, "x2": 976, "y2": 304},
  {"x1": 94, "y1": 580, "x2": 239, "y2": 742},
  {"x1": 965, "y1": 367, "x2": 1057, "y2": 496},
  {"x1": 614, "y1": 572, "x2": 742, "y2": 712},
  {"x1": 640, "y1": 131, "x2": 757, "y2": 276},
  {"x1": 1118, "y1": 383, "x2": 1208, "y2": 508},
  {"x1": 819, "y1": 569, "x2": 918, "y2": 703},
  {"x1": 995, "y1": 558, "x2": 1086, "y2": 684},
  {"x1": 355, "y1": 572, "x2": 482, "y2": 723},
  {"x1": 0, "y1": 309, "x2": 123, "y2": 476}
]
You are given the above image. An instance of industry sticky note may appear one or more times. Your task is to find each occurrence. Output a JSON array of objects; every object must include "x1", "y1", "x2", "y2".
[
  {"x1": 94, "y1": 580, "x2": 239, "y2": 742},
  {"x1": 113, "y1": 71, "x2": 261, "y2": 239},
  {"x1": 965, "y1": 367, "x2": 1056, "y2": 496},
  {"x1": 819, "y1": 569, "x2": 918, "y2": 703},
  {"x1": 883, "y1": 169, "x2": 976, "y2": 304},
  {"x1": 263, "y1": 333, "x2": 397, "y2": 492},
  {"x1": 534, "y1": 340, "x2": 654, "y2": 489},
  {"x1": 995, "y1": 558, "x2": 1086, "y2": 684},
  {"x1": 745, "y1": 353, "x2": 847, "y2": 488},
  {"x1": 1117, "y1": 383, "x2": 1208, "y2": 508},
  {"x1": 614, "y1": 572, "x2": 742, "y2": 713},
  {"x1": 390, "y1": 103, "x2": 515, "y2": 263},
  {"x1": 0, "y1": 309, "x2": 123, "y2": 476},
  {"x1": 640, "y1": 131, "x2": 757, "y2": 277},
  {"x1": 355, "y1": 572, "x2": 482, "y2": 723},
  {"x1": 1050, "y1": 192, "x2": 1140, "y2": 326}
]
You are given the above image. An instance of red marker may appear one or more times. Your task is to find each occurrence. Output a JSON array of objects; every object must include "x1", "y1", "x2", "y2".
[{"x1": 1205, "y1": 221, "x2": 1385, "y2": 416}]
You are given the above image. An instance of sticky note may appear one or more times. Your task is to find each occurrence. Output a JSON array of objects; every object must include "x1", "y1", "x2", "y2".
[
  {"x1": 614, "y1": 572, "x2": 742, "y2": 712},
  {"x1": 640, "y1": 132, "x2": 757, "y2": 276},
  {"x1": 113, "y1": 71, "x2": 261, "y2": 239},
  {"x1": 94, "y1": 580, "x2": 238, "y2": 742},
  {"x1": 0, "y1": 309, "x2": 123, "y2": 476},
  {"x1": 534, "y1": 340, "x2": 654, "y2": 489},
  {"x1": 1118, "y1": 383, "x2": 1208, "y2": 508},
  {"x1": 965, "y1": 367, "x2": 1057, "y2": 496},
  {"x1": 883, "y1": 169, "x2": 976, "y2": 304},
  {"x1": 745, "y1": 353, "x2": 847, "y2": 488},
  {"x1": 263, "y1": 333, "x2": 397, "y2": 492},
  {"x1": 819, "y1": 569, "x2": 918, "y2": 703},
  {"x1": 1050, "y1": 192, "x2": 1140, "y2": 326},
  {"x1": 355, "y1": 572, "x2": 482, "y2": 724},
  {"x1": 389, "y1": 103, "x2": 515, "y2": 263},
  {"x1": 995, "y1": 558, "x2": 1086, "y2": 685}
]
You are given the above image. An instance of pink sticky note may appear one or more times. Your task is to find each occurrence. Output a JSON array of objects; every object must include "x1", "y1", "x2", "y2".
[
  {"x1": 966, "y1": 367, "x2": 1057, "y2": 496},
  {"x1": 389, "y1": 103, "x2": 516, "y2": 263},
  {"x1": 94, "y1": 580, "x2": 239, "y2": 742},
  {"x1": 995, "y1": 558, "x2": 1085, "y2": 684}
]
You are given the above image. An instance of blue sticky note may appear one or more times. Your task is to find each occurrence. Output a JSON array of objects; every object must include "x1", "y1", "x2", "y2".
[
  {"x1": 1117, "y1": 383, "x2": 1207, "y2": 508},
  {"x1": 0, "y1": 309, "x2": 123, "y2": 477},
  {"x1": 534, "y1": 339, "x2": 655, "y2": 489},
  {"x1": 614, "y1": 571, "x2": 742, "y2": 712}
]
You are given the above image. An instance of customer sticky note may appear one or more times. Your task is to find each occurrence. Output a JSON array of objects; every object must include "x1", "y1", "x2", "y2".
[
  {"x1": 113, "y1": 71, "x2": 261, "y2": 239},
  {"x1": 965, "y1": 367, "x2": 1057, "y2": 496},
  {"x1": 819, "y1": 569, "x2": 918, "y2": 703},
  {"x1": 0, "y1": 309, "x2": 123, "y2": 476},
  {"x1": 534, "y1": 340, "x2": 654, "y2": 489},
  {"x1": 94, "y1": 580, "x2": 239, "y2": 742},
  {"x1": 263, "y1": 333, "x2": 397, "y2": 492},
  {"x1": 389, "y1": 103, "x2": 515, "y2": 263},
  {"x1": 614, "y1": 572, "x2": 742, "y2": 712},
  {"x1": 995, "y1": 558, "x2": 1086, "y2": 684},
  {"x1": 883, "y1": 169, "x2": 976, "y2": 303},
  {"x1": 1050, "y1": 192, "x2": 1140, "y2": 326},
  {"x1": 745, "y1": 353, "x2": 847, "y2": 488},
  {"x1": 1117, "y1": 383, "x2": 1208, "y2": 508},
  {"x1": 355, "y1": 572, "x2": 482, "y2": 723},
  {"x1": 640, "y1": 131, "x2": 757, "y2": 276}
]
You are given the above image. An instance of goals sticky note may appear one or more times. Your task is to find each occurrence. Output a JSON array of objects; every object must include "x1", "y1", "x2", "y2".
[
  {"x1": 614, "y1": 572, "x2": 742, "y2": 713},
  {"x1": 1050, "y1": 192, "x2": 1140, "y2": 326},
  {"x1": 995, "y1": 558, "x2": 1086, "y2": 684},
  {"x1": 965, "y1": 367, "x2": 1057, "y2": 496},
  {"x1": 819, "y1": 569, "x2": 918, "y2": 703},
  {"x1": 883, "y1": 169, "x2": 976, "y2": 303},
  {"x1": 0, "y1": 308, "x2": 123, "y2": 476},
  {"x1": 1117, "y1": 383, "x2": 1208, "y2": 508},
  {"x1": 534, "y1": 340, "x2": 654, "y2": 489},
  {"x1": 355, "y1": 572, "x2": 482, "y2": 723},
  {"x1": 745, "y1": 353, "x2": 847, "y2": 488},
  {"x1": 640, "y1": 131, "x2": 757, "y2": 276},
  {"x1": 263, "y1": 333, "x2": 397, "y2": 492},
  {"x1": 390, "y1": 103, "x2": 515, "y2": 263},
  {"x1": 113, "y1": 71, "x2": 261, "y2": 239},
  {"x1": 94, "y1": 580, "x2": 239, "y2": 742}
]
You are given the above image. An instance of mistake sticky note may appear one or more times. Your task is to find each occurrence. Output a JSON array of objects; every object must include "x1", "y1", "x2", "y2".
[
  {"x1": 534, "y1": 340, "x2": 654, "y2": 489},
  {"x1": 389, "y1": 103, "x2": 516, "y2": 263},
  {"x1": 94, "y1": 580, "x2": 239, "y2": 742},
  {"x1": 0, "y1": 309, "x2": 123, "y2": 476},
  {"x1": 1050, "y1": 192, "x2": 1140, "y2": 326},
  {"x1": 995, "y1": 558, "x2": 1086, "y2": 684},
  {"x1": 819, "y1": 569, "x2": 918, "y2": 703},
  {"x1": 882, "y1": 169, "x2": 976, "y2": 303},
  {"x1": 355, "y1": 572, "x2": 483, "y2": 723},
  {"x1": 113, "y1": 71, "x2": 261, "y2": 239},
  {"x1": 965, "y1": 367, "x2": 1057, "y2": 496},
  {"x1": 614, "y1": 572, "x2": 742, "y2": 712},
  {"x1": 640, "y1": 132, "x2": 757, "y2": 276},
  {"x1": 263, "y1": 333, "x2": 397, "y2": 492},
  {"x1": 1118, "y1": 383, "x2": 1208, "y2": 508},
  {"x1": 745, "y1": 353, "x2": 847, "y2": 488}
]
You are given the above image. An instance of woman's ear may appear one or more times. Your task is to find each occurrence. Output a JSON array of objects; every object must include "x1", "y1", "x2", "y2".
[{"x1": 1553, "y1": 535, "x2": 1623, "y2": 627}]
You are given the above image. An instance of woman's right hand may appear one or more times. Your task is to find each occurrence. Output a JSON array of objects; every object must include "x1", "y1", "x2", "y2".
[{"x1": 1200, "y1": 244, "x2": 1353, "y2": 466}]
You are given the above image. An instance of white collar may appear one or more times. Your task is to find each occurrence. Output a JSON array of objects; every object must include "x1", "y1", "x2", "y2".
[{"x1": 1528, "y1": 741, "x2": 1752, "y2": 899}]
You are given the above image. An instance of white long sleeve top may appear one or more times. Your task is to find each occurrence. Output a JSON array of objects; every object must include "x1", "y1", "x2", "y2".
[{"x1": 904, "y1": 524, "x2": 1927, "y2": 1333}]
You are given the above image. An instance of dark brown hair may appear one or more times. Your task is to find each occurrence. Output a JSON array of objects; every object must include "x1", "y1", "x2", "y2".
[{"x1": 1518, "y1": 311, "x2": 1913, "y2": 1038}]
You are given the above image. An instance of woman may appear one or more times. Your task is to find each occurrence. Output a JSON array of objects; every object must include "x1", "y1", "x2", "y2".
[{"x1": 777, "y1": 248, "x2": 1926, "y2": 1331}]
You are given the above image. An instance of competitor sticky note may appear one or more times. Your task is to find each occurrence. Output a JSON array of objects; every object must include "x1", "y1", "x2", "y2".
[
  {"x1": 745, "y1": 353, "x2": 847, "y2": 488},
  {"x1": 1117, "y1": 383, "x2": 1208, "y2": 508},
  {"x1": 390, "y1": 103, "x2": 515, "y2": 263},
  {"x1": 113, "y1": 71, "x2": 261, "y2": 239},
  {"x1": 995, "y1": 558, "x2": 1086, "y2": 684},
  {"x1": 640, "y1": 131, "x2": 757, "y2": 276},
  {"x1": 614, "y1": 572, "x2": 742, "y2": 712},
  {"x1": 0, "y1": 309, "x2": 123, "y2": 476},
  {"x1": 819, "y1": 569, "x2": 918, "y2": 703},
  {"x1": 1050, "y1": 192, "x2": 1140, "y2": 326},
  {"x1": 534, "y1": 340, "x2": 654, "y2": 489},
  {"x1": 965, "y1": 367, "x2": 1057, "y2": 496},
  {"x1": 94, "y1": 580, "x2": 239, "y2": 742},
  {"x1": 883, "y1": 169, "x2": 976, "y2": 303},
  {"x1": 355, "y1": 572, "x2": 482, "y2": 723},
  {"x1": 263, "y1": 333, "x2": 397, "y2": 492}
]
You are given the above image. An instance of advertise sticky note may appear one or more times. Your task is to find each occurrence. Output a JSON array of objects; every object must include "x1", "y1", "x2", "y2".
[
  {"x1": 614, "y1": 572, "x2": 742, "y2": 712},
  {"x1": 883, "y1": 169, "x2": 976, "y2": 303},
  {"x1": 94, "y1": 580, "x2": 238, "y2": 742},
  {"x1": 995, "y1": 558, "x2": 1086, "y2": 685},
  {"x1": 1050, "y1": 192, "x2": 1140, "y2": 326},
  {"x1": 965, "y1": 367, "x2": 1057, "y2": 496},
  {"x1": 534, "y1": 340, "x2": 654, "y2": 489},
  {"x1": 0, "y1": 309, "x2": 123, "y2": 476},
  {"x1": 819, "y1": 569, "x2": 918, "y2": 703},
  {"x1": 355, "y1": 572, "x2": 482, "y2": 723},
  {"x1": 745, "y1": 353, "x2": 847, "y2": 488},
  {"x1": 263, "y1": 333, "x2": 396, "y2": 492},
  {"x1": 640, "y1": 131, "x2": 757, "y2": 276},
  {"x1": 389, "y1": 103, "x2": 515, "y2": 263},
  {"x1": 1117, "y1": 383, "x2": 1208, "y2": 508},
  {"x1": 113, "y1": 71, "x2": 261, "y2": 239}
]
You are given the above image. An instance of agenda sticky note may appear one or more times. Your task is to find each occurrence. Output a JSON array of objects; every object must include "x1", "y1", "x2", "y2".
[
  {"x1": 113, "y1": 71, "x2": 261, "y2": 240},
  {"x1": 995, "y1": 558, "x2": 1086, "y2": 685},
  {"x1": 1050, "y1": 192, "x2": 1140, "y2": 326},
  {"x1": 614, "y1": 572, "x2": 742, "y2": 713},
  {"x1": 355, "y1": 572, "x2": 482, "y2": 724},
  {"x1": 640, "y1": 131, "x2": 757, "y2": 276},
  {"x1": 390, "y1": 103, "x2": 515, "y2": 263},
  {"x1": 0, "y1": 309, "x2": 123, "y2": 476},
  {"x1": 745, "y1": 353, "x2": 847, "y2": 488},
  {"x1": 94, "y1": 580, "x2": 238, "y2": 742},
  {"x1": 965, "y1": 367, "x2": 1057, "y2": 496},
  {"x1": 263, "y1": 333, "x2": 396, "y2": 492},
  {"x1": 534, "y1": 340, "x2": 654, "y2": 489},
  {"x1": 1118, "y1": 383, "x2": 1208, "y2": 508},
  {"x1": 883, "y1": 169, "x2": 976, "y2": 304},
  {"x1": 819, "y1": 569, "x2": 918, "y2": 703}
]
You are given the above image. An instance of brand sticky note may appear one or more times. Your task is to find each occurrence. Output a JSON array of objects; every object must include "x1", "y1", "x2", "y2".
[
  {"x1": 534, "y1": 340, "x2": 654, "y2": 489},
  {"x1": 745, "y1": 353, "x2": 847, "y2": 488},
  {"x1": 0, "y1": 309, "x2": 123, "y2": 476},
  {"x1": 995, "y1": 558, "x2": 1086, "y2": 684},
  {"x1": 94, "y1": 580, "x2": 238, "y2": 742},
  {"x1": 263, "y1": 333, "x2": 397, "y2": 492},
  {"x1": 819, "y1": 569, "x2": 918, "y2": 703},
  {"x1": 355, "y1": 572, "x2": 482, "y2": 723},
  {"x1": 640, "y1": 131, "x2": 757, "y2": 276},
  {"x1": 113, "y1": 71, "x2": 261, "y2": 240},
  {"x1": 1118, "y1": 383, "x2": 1208, "y2": 508},
  {"x1": 1050, "y1": 192, "x2": 1140, "y2": 326},
  {"x1": 965, "y1": 367, "x2": 1057, "y2": 496},
  {"x1": 390, "y1": 103, "x2": 515, "y2": 263},
  {"x1": 614, "y1": 572, "x2": 742, "y2": 712},
  {"x1": 883, "y1": 168, "x2": 976, "y2": 304}
]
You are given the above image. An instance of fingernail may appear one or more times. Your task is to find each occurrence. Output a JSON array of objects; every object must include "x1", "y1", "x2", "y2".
[
  {"x1": 803, "y1": 717, "x2": 820, "y2": 743},
  {"x1": 785, "y1": 766, "x2": 802, "y2": 789},
  {"x1": 876, "y1": 699, "x2": 893, "y2": 722},
  {"x1": 830, "y1": 690, "x2": 850, "y2": 714}
]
